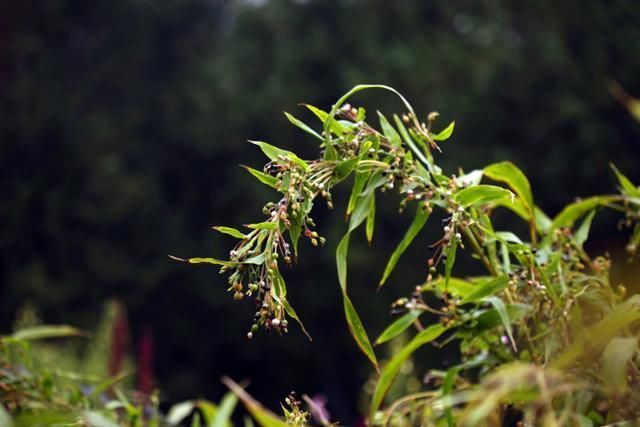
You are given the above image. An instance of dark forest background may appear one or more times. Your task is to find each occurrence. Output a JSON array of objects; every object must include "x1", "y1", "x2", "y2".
[{"x1": 1, "y1": 0, "x2": 640, "y2": 423}]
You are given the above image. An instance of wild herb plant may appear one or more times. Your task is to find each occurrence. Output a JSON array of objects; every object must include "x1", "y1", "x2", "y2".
[{"x1": 177, "y1": 85, "x2": 640, "y2": 425}]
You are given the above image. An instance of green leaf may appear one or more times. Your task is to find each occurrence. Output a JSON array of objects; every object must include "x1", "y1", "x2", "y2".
[
  {"x1": 82, "y1": 412, "x2": 119, "y2": 427},
  {"x1": 244, "y1": 222, "x2": 278, "y2": 230},
  {"x1": 379, "y1": 206, "x2": 430, "y2": 286},
  {"x1": 460, "y1": 275, "x2": 510, "y2": 304},
  {"x1": 249, "y1": 140, "x2": 309, "y2": 171},
  {"x1": 343, "y1": 294, "x2": 378, "y2": 371},
  {"x1": 302, "y1": 104, "x2": 345, "y2": 136},
  {"x1": 427, "y1": 277, "x2": 477, "y2": 299},
  {"x1": 283, "y1": 112, "x2": 323, "y2": 141},
  {"x1": 393, "y1": 115, "x2": 434, "y2": 172},
  {"x1": 281, "y1": 298, "x2": 312, "y2": 341},
  {"x1": 369, "y1": 324, "x2": 447, "y2": 419},
  {"x1": 366, "y1": 194, "x2": 375, "y2": 244},
  {"x1": 347, "y1": 172, "x2": 369, "y2": 216},
  {"x1": 334, "y1": 157, "x2": 360, "y2": 183},
  {"x1": 167, "y1": 401, "x2": 196, "y2": 425},
  {"x1": 535, "y1": 207, "x2": 552, "y2": 233},
  {"x1": 454, "y1": 185, "x2": 514, "y2": 208},
  {"x1": 486, "y1": 297, "x2": 517, "y2": 351},
  {"x1": 575, "y1": 210, "x2": 596, "y2": 247},
  {"x1": 212, "y1": 226, "x2": 247, "y2": 239},
  {"x1": 0, "y1": 406, "x2": 12, "y2": 427},
  {"x1": 210, "y1": 392, "x2": 238, "y2": 427},
  {"x1": 240, "y1": 165, "x2": 278, "y2": 189},
  {"x1": 377, "y1": 111, "x2": 401, "y2": 147},
  {"x1": 431, "y1": 121, "x2": 455, "y2": 141},
  {"x1": 611, "y1": 163, "x2": 640, "y2": 197},
  {"x1": 336, "y1": 233, "x2": 350, "y2": 293},
  {"x1": 553, "y1": 295, "x2": 640, "y2": 369},
  {"x1": 601, "y1": 337, "x2": 638, "y2": 390},
  {"x1": 549, "y1": 196, "x2": 616, "y2": 231},
  {"x1": 222, "y1": 378, "x2": 289, "y2": 427},
  {"x1": 444, "y1": 238, "x2": 457, "y2": 290},
  {"x1": 483, "y1": 162, "x2": 534, "y2": 215},
  {"x1": 374, "y1": 310, "x2": 422, "y2": 345},
  {"x1": 176, "y1": 257, "x2": 239, "y2": 268},
  {"x1": 12, "y1": 325, "x2": 87, "y2": 341}
]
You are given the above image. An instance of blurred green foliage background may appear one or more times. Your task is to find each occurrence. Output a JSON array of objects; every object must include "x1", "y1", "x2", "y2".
[{"x1": 1, "y1": 0, "x2": 639, "y2": 422}]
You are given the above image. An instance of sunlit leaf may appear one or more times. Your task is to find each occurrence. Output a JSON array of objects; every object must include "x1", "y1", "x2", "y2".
[
  {"x1": 302, "y1": 104, "x2": 345, "y2": 136},
  {"x1": 166, "y1": 401, "x2": 196, "y2": 425},
  {"x1": 240, "y1": 165, "x2": 278, "y2": 189},
  {"x1": 601, "y1": 337, "x2": 638, "y2": 391},
  {"x1": 244, "y1": 222, "x2": 278, "y2": 230},
  {"x1": 210, "y1": 392, "x2": 238, "y2": 427},
  {"x1": 379, "y1": 206, "x2": 430, "y2": 286},
  {"x1": 454, "y1": 185, "x2": 514, "y2": 208},
  {"x1": 484, "y1": 162, "x2": 534, "y2": 215},
  {"x1": 249, "y1": 140, "x2": 309, "y2": 171},
  {"x1": 460, "y1": 275, "x2": 510, "y2": 304},
  {"x1": 284, "y1": 112, "x2": 323, "y2": 141},
  {"x1": 374, "y1": 310, "x2": 422, "y2": 345},
  {"x1": 431, "y1": 121, "x2": 455, "y2": 141},
  {"x1": 12, "y1": 325, "x2": 87, "y2": 341},
  {"x1": 212, "y1": 226, "x2": 247, "y2": 239},
  {"x1": 610, "y1": 163, "x2": 640, "y2": 197},
  {"x1": 549, "y1": 196, "x2": 617, "y2": 231}
]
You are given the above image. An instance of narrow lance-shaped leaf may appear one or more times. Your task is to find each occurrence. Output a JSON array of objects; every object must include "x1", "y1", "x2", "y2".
[
  {"x1": 444, "y1": 238, "x2": 457, "y2": 290},
  {"x1": 574, "y1": 210, "x2": 596, "y2": 248},
  {"x1": 377, "y1": 111, "x2": 401, "y2": 147},
  {"x1": 369, "y1": 324, "x2": 447, "y2": 419},
  {"x1": 486, "y1": 297, "x2": 517, "y2": 351},
  {"x1": 347, "y1": 172, "x2": 369, "y2": 216},
  {"x1": 222, "y1": 377, "x2": 289, "y2": 427},
  {"x1": 283, "y1": 112, "x2": 323, "y2": 141},
  {"x1": 366, "y1": 194, "x2": 375, "y2": 244},
  {"x1": 249, "y1": 140, "x2": 309, "y2": 171},
  {"x1": 553, "y1": 295, "x2": 640, "y2": 369},
  {"x1": 601, "y1": 337, "x2": 638, "y2": 390},
  {"x1": 379, "y1": 206, "x2": 430, "y2": 286},
  {"x1": 12, "y1": 325, "x2": 88, "y2": 341},
  {"x1": 431, "y1": 121, "x2": 455, "y2": 141},
  {"x1": 374, "y1": 310, "x2": 422, "y2": 346},
  {"x1": 209, "y1": 392, "x2": 238, "y2": 427},
  {"x1": 454, "y1": 185, "x2": 514, "y2": 208},
  {"x1": 611, "y1": 163, "x2": 640, "y2": 197},
  {"x1": 484, "y1": 161, "x2": 534, "y2": 215},
  {"x1": 461, "y1": 275, "x2": 510, "y2": 304},
  {"x1": 240, "y1": 165, "x2": 278, "y2": 189},
  {"x1": 213, "y1": 226, "x2": 248, "y2": 239},
  {"x1": 343, "y1": 294, "x2": 378, "y2": 372}
]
